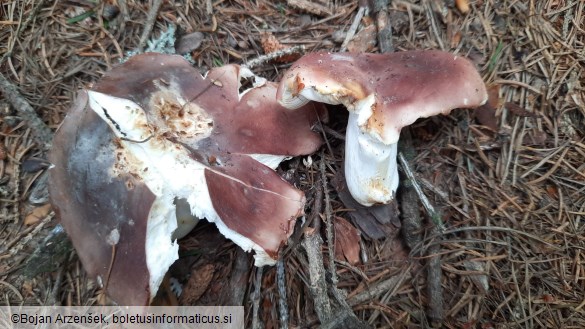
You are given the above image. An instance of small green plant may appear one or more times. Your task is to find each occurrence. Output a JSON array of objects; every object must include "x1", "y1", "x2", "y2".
[
  {"x1": 213, "y1": 57, "x2": 224, "y2": 67},
  {"x1": 488, "y1": 40, "x2": 504, "y2": 73}
]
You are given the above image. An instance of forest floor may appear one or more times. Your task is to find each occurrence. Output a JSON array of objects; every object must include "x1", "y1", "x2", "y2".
[{"x1": 1, "y1": 0, "x2": 584, "y2": 328}]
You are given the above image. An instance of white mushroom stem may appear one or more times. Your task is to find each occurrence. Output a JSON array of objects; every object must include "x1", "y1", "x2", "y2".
[
  {"x1": 345, "y1": 112, "x2": 399, "y2": 206},
  {"x1": 281, "y1": 85, "x2": 400, "y2": 206}
]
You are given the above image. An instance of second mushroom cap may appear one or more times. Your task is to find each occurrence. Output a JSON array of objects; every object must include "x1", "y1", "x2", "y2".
[{"x1": 277, "y1": 50, "x2": 488, "y2": 206}]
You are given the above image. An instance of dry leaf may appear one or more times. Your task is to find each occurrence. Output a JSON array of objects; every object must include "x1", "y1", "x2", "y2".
[
  {"x1": 455, "y1": 0, "x2": 470, "y2": 14},
  {"x1": 24, "y1": 204, "x2": 52, "y2": 225},
  {"x1": 546, "y1": 185, "x2": 558, "y2": 198},
  {"x1": 334, "y1": 216, "x2": 361, "y2": 265},
  {"x1": 347, "y1": 24, "x2": 377, "y2": 53},
  {"x1": 180, "y1": 264, "x2": 215, "y2": 305},
  {"x1": 474, "y1": 84, "x2": 500, "y2": 131},
  {"x1": 287, "y1": 0, "x2": 332, "y2": 17},
  {"x1": 175, "y1": 32, "x2": 204, "y2": 55}
]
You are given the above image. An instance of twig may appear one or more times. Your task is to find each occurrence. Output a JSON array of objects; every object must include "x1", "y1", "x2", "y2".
[
  {"x1": 287, "y1": 0, "x2": 332, "y2": 17},
  {"x1": 340, "y1": 6, "x2": 366, "y2": 52},
  {"x1": 398, "y1": 133, "x2": 423, "y2": 252},
  {"x1": 138, "y1": 0, "x2": 164, "y2": 52},
  {"x1": 251, "y1": 266, "x2": 264, "y2": 329},
  {"x1": 117, "y1": 0, "x2": 130, "y2": 36},
  {"x1": 7, "y1": 212, "x2": 54, "y2": 256},
  {"x1": 321, "y1": 151, "x2": 337, "y2": 286},
  {"x1": 0, "y1": 73, "x2": 52, "y2": 151},
  {"x1": 423, "y1": 0, "x2": 445, "y2": 50},
  {"x1": 277, "y1": 258, "x2": 289, "y2": 329},
  {"x1": 301, "y1": 230, "x2": 332, "y2": 323},
  {"x1": 49, "y1": 263, "x2": 66, "y2": 305},
  {"x1": 372, "y1": 0, "x2": 394, "y2": 53},
  {"x1": 347, "y1": 265, "x2": 411, "y2": 306},
  {"x1": 243, "y1": 45, "x2": 305, "y2": 69},
  {"x1": 418, "y1": 176, "x2": 449, "y2": 200},
  {"x1": 398, "y1": 152, "x2": 443, "y2": 230},
  {"x1": 223, "y1": 248, "x2": 250, "y2": 305},
  {"x1": 205, "y1": 0, "x2": 213, "y2": 15},
  {"x1": 313, "y1": 124, "x2": 346, "y2": 141},
  {"x1": 426, "y1": 228, "x2": 443, "y2": 326},
  {"x1": 398, "y1": 130, "x2": 444, "y2": 325},
  {"x1": 319, "y1": 151, "x2": 367, "y2": 328}
]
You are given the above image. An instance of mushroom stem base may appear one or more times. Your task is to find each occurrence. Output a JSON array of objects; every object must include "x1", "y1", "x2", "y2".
[{"x1": 344, "y1": 112, "x2": 399, "y2": 206}]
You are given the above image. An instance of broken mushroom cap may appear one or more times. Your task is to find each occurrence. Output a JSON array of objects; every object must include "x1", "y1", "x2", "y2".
[
  {"x1": 49, "y1": 53, "x2": 326, "y2": 305},
  {"x1": 277, "y1": 50, "x2": 488, "y2": 206}
]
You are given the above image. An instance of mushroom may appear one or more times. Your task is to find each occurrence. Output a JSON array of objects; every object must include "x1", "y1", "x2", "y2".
[
  {"x1": 277, "y1": 50, "x2": 487, "y2": 206},
  {"x1": 49, "y1": 53, "x2": 326, "y2": 305}
]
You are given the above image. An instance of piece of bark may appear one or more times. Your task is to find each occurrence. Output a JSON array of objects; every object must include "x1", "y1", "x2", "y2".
[
  {"x1": 277, "y1": 258, "x2": 289, "y2": 329},
  {"x1": 0, "y1": 73, "x2": 52, "y2": 151},
  {"x1": 287, "y1": 0, "x2": 332, "y2": 16},
  {"x1": 426, "y1": 227, "x2": 443, "y2": 326},
  {"x1": 221, "y1": 248, "x2": 251, "y2": 305},
  {"x1": 179, "y1": 264, "x2": 215, "y2": 305},
  {"x1": 251, "y1": 267, "x2": 263, "y2": 329},
  {"x1": 372, "y1": 0, "x2": 394, "y2": 53},
  {"x1": 398, "y1": 129, "x2": 444, "y2": 326},
  {"x1": 301, "y1": 230, "x2": 332, "y2": 323},
  {"x1": 397, "y1": 129, "x2": 422, "y2": 249},
  {"x1": 137, "y1": 0, "x2": 163, "y2": 51}
]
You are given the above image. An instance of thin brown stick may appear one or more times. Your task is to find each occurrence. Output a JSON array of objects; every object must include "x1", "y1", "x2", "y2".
[
  {"x1": 347, "y1": 265, "x2": 411, "y2": 306},
  {"x1": 0, "y1": 73, "x2": 52, "y2": 151},
  {"x1": 321, "y1": 151, "x2": 337, "y2": 286},
  {"x1": 138, "y1": 0, "x2": 164, "y2": 52},
  {"x1": 277, "y1": 257, "x2": 289, "y2": 329},
  {"x1": 301, "y1": 230, "x2": 332, "y2": 323},
  {"x1": 103, "y1": 244, "x2": 117, "y2": 293},
  {"x1": 340, "y1": 6, "x2": 365, "y2": 52},
  {"x1": 251, "y1": 266, "x2": 264, "y2": 329},
  {"x1": 243, "y1": 45, "x2": 305, "y2": 69},
  {"x1": 372, "y1": 0, "x2": 393, "y2": 53}
]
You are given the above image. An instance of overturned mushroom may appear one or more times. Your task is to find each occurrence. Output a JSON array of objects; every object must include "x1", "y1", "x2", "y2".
[
  {"x1": 49, "y1": 53, "x2": 326, "y2": 305},
  {"x1": 277, "y1": 51, "x2": 487, "y2": 206}
]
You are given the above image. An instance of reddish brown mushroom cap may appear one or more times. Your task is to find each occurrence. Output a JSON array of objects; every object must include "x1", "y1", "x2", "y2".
[
  {"x1": 49, "y1": 53, "x2": 326, "y2": 305},
  {"x1": 277, "y1": 51, "x2": 487, "y2": 205},
  {"x1": 49, "y1": 91, "x2": 156, "y2": 305},
  {"x1": 277, "y1": 50, "x2": 487, "y2": 144},
  {"x1": 92, "y1": 54, "x2": 325, "y2": 158}
]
